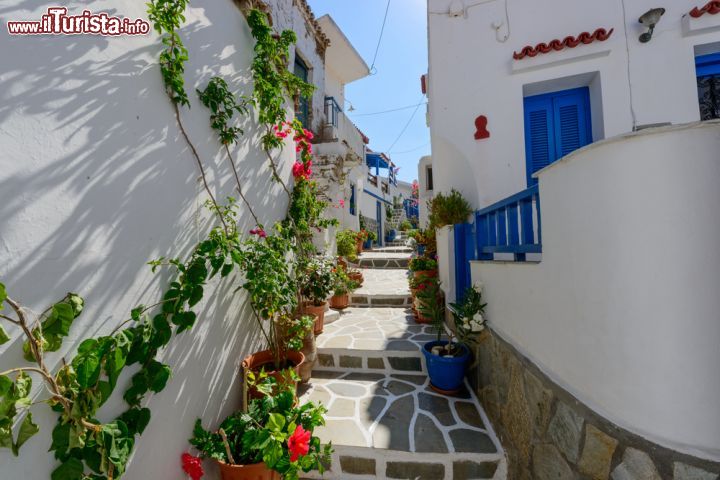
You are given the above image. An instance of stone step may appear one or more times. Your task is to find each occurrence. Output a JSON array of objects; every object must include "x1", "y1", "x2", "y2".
[
  {"x1": 299, "y1": 371, "x2": 506, "y2": 480},
  {"x1": 358, "y1": 256, "x2": 409, "y2": 269},
  {"x1": 350, "y1": 269, "x2": 412, "y2": 308},
  {"x1": 314, "y1": 307, "x2": 434, "y2": 374}
]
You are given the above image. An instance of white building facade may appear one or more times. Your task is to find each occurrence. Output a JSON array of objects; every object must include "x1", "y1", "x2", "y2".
[{"x1": 426, "y1": 0, "x2": 720, "y2": 476}]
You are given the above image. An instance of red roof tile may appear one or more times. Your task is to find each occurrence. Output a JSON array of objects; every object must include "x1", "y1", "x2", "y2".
[
  {"x1": 513, "y1": 28, "x2": 614, "y2": 61},
  {"x1": 690, "y1": 1, "x2": 720, "y2": 18}
]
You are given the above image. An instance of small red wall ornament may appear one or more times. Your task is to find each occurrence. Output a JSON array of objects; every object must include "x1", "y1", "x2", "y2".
[{"x1": 474, "y1": 115, "x2": 490, "y2": 140}]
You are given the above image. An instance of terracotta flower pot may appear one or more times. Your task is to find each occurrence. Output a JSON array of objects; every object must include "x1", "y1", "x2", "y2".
[
  {"x1": 356, "y1": 238, "x2": 363, "y2": 255},
  {"x1": 348, "y1": 271, "x2": 364, "y2": 286},
  {"x1": 329, "y1": 293, "x2": 349, "y2": 310},
  {"x1": 413, "y1": 269, "x2": 438, "y2": 279},
  {"x1": 337, "y1": 257, "x2": 347, "y2": 270},
  {"x1": 242, "y1": 349, "x2": 305, "y2": 401},
  {"x1": 301, "y1": 302, "x2": 327, "y2": 335},
  {"x1": 217, "y1": 460, "x2": 280, "y2": 480}
]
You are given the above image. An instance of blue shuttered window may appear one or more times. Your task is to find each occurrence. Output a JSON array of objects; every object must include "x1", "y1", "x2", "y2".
[
  {"x1": 349, "y1": 184, "x2": 356, "y2": 216},
  {"x1": 696, "y1": 53, "x2": 720, "y2": 121},
  {"x1": 524, "y1": 87, "x2": 592, "y2": 185}
]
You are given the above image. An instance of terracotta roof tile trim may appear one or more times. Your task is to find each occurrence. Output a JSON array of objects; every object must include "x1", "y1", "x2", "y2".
[
  {"x1": 690, "y1": 1, "x2": 720, "y2": 18},
  {"x1": 513, "y1": 28, "x2": 614, "y2": 61}
]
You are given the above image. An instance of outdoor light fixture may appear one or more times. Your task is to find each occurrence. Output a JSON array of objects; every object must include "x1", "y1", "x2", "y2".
[{"x1": 638, "y1": 8, "x2": 665, "y2": 43}]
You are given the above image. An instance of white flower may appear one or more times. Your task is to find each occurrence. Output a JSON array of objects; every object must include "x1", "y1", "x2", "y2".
[
  {"x1": 473, "y1": 313, "x2": 484, "y2": 323},
  {"x1": 471, "y1": 323, "x2": 485, "y2": 332},
  {"x1": 473, "y1": 282, "x2": 483, "y2": 292}
]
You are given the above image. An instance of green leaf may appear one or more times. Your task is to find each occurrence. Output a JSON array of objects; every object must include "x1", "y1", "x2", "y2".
[
  {"x1": 0, "y1": 325, "x2": 9, "y2": 345},
  {"x1": 147, "y1": 361, "x2": 171, "y2": 393},
  {"x1": 50, "y1": 422, "x2": 71, "y2": 460},
  {"x1": 74, "y1": 352, "x2": 101, "y2": 389},
  {"x1": 267, "y1": 413, "x2": 285, "y2": 434},
  {"x1": 0, "y1": 375, "x2": 12, "y2": 396},
  {"x1": 0, "y1": 282, "x2": 6, "y2": 309},
  {"x1": 51, "y1": 457, "x2": 85, "y2": 480},
  {"x1": 119, "y1": 407, "x2": 151, "y2": 436},
  {"x1": 188, "y1": 285, "x2": 203, "y2": 307},
  {"x1": 12, "y1": 412, "x2": 39, "y2": 455}
]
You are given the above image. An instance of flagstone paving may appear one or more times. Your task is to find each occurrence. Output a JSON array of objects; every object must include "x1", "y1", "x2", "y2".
[{"x1": 303, "y1": 249, "x2": 507, "y2": 479}]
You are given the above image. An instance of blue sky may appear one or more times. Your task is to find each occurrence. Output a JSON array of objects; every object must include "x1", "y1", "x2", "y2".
[{"x1": 307, "y1": 0, "x2": 429, "y2": 183}]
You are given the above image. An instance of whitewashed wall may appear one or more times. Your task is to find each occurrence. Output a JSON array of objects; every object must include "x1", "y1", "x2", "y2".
[
  {"x1": 0, "y1": 0, "x2": 305, "y2": 478},
  {"x1": 471, "y1": 122, "x2": 720, "y2": 462},
  {"x1": 417, "y1": 155, "x2": 433, "y2": 227},
  {"x1": 427, "y1": 0, "x2": 720, "y2": 208}
]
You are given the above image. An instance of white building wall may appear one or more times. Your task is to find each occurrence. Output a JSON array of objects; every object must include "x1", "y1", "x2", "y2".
[
  {"x1": 418, "y1": 155, "x2": 433, "y2": 227},
  {"x1": 427, "y1": 0, "x2": 720, "y2": 208},
  {"x1": 470, "y1": 122, "x2": 720, "y2": 461},
  {"x1": 0, "y1": 0, "x2": 313, "y2": 478}
]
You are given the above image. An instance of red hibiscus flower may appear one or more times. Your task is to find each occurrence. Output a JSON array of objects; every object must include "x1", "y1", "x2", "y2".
[
  {"x1": 181, "y1": 453, "x2": 204, "y2": 480},
  {"x1": 287, "y1": 425, "x2": 311, "y2": 462}
]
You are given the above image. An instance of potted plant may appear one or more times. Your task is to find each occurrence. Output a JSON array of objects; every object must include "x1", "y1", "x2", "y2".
[
  {"x1": 336, "y1": 229, "x2": 358, "y2": 263},
  {"x1": 413, "y1": 273, "x2": 443, "y2": 324},
  {"x1": 409, "y1": 257, "x2": 438, "y2": 278},
  {"x1": 299, "y1": 256, "x2": 334, "y2": 334},
  {"x1": 329, "y1": 267, "x2": 360, "y2": 310},
  {"x1": 362, "y1": 230, "x2": 377, "y2": 250},
  {"x1": 399, "y1": 219, "x2": 412, "y2": 231},
  {"x1": 347, "y1": 267, "x2": 364, "y2": 287},
  {"x1": 236, "y1": 234, "x2": 306, "y2": 398},
  {"x1": 356, "y1": 230, "x2": 368, "y2": 254},
  {"x1": 188, "y1": 380, "x2": 333, "y2": 480},
  {"x1": 275, "y1": 315, "x2": 317, "y2": 383},
  {"x1": 420, "y1": 284, "x2": 487, "y2": 395}
]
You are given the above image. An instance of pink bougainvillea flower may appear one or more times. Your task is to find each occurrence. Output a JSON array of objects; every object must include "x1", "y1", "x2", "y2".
[
  {"x1": 249, "y1": 228, "x2": 267, "y2": 238},
  {"x1": 339, "y1": 199, "x2": 345, "y2": 207},
  {"x1": 181, "y1": 453, "x2": 204, "y2": 480},
  {"x1": 288, "y1": 425, "x2": 311, "y2": 462},
  {"x1": 292, "y1": 161, "x2": 306, "y2": 178},
  {"x1": 303, "y1": 128, "x2": 314, "y2": 140}
]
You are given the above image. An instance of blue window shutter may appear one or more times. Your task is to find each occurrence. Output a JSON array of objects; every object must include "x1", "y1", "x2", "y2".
[
  {"x1": 524, "y1": 96, "x2": 555, "y2": 185},
  {"x1": 553, "y1": 88, "x2": 591, "y2": 159},
  {"x1": 524, "y1": 87, "x2": 592, "y2": 185}
]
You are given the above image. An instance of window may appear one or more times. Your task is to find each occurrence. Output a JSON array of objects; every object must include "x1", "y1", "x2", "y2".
[
  {"x1": 293, "y1": 55, "x2": 310, "y2": 128},
  {"x1": 426, "y1": 166, "x2": 434, "y2": 191},
  {"x1": 523, "y1": 86, "x2": 592, "y2": 185},
  {"x1": 696, "y1": 53, "x2": 720, "y2": 121},
  {"x1": 349, "y1": 184, "x2": 356, "y2": 216}
]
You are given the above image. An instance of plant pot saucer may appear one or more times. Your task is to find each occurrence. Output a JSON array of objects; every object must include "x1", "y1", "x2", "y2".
[{"x1": 428, "y1": 382, "x2": 462, "y2": 396}]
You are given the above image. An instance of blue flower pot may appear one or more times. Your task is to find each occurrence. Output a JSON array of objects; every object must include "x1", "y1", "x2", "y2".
[
  {"x1": 386, "y1": 229, "x2": 397, "y2": 242},
  {"x1": 417, "y1": 244, "x2": 426, "y2": 256},
  {"x1": 363, "y1": 239, "x2": 373, "y2": 249},
  {"x1": 422, "y1": 341, "x2": 470, "y2": 393}
]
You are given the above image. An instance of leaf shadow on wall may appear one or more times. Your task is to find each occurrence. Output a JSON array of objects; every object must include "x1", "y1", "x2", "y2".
[{"x1": 0, "y1": 1, "x2": 292, "y2": 477}]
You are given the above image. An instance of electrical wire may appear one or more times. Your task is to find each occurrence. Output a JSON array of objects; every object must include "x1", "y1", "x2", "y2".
[
  {"x1": 369, "y1": 0, "x2": 391, "y2": 75},
  {"x1": 390, "y1": 142, "x2": 430, "y2": 154},
  {"x1": 351, "y1": 101, "x2": 428, "y2": 117},
  {"x1": 386, "y1": 98, "x2": 425, "y2": 153},
  {"x1": 620, "y1": 0, "x2": 638, "y2": 129}
]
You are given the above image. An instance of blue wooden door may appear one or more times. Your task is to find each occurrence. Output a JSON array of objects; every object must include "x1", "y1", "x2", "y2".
[
  {"x1": 454, "y1": 223, "x2": 477, "y2": 302},
  {"x1": 376, "y1": 201, "x2": 382, "y2": 247},
  {"x1": 524, "y1": 87, "x2": 592, "y2": 185}
]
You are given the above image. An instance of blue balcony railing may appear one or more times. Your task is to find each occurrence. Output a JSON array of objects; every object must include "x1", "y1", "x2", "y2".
[
  {"x1": 476, "y1": 185, "x2": 541, "y2": 261},
  {"x1": 453, "y1": 185, "x2": 542, "y2": 301},
  {"x1": 324, "y1": 96, "x2": 342, "y2": 128}
]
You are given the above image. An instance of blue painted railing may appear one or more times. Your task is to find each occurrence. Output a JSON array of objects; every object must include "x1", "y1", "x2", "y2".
[
  {"x1": 476, "y1": 185, "x2": 541, "y2": 261},
  {"x1": 403, "y1": 199, "x2": 419, "y2": 220},
  {"x1": 324, "y1": 96, "x2": 342, "y2": 128},
  {"x1": 454, "y1": 186, "x2": 542, "y2": 300}
]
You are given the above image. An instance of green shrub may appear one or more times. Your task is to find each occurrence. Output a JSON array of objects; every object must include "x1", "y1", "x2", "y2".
[
  {"x1": 399, "y1": 219, "x2": 412, "y2": 231},
  {"x1": 409, "y1": 257, "x2": 438, "y2": 272},
  {"x1": 428, "y1": 189, "x2": 472, "y2": 228},
  {"x1": 336, "y1": 229, "x2": 358, "y2": 260}
]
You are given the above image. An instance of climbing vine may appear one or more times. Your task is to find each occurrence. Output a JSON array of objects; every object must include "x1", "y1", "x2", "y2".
[{"x1": 0, "y1": 1, "x2": 337, "y2": 479}]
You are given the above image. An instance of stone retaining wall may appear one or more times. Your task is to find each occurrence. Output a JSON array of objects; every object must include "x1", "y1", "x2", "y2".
[{"x1": 468, "y1": 329, "x2": 720, "y2": 480}]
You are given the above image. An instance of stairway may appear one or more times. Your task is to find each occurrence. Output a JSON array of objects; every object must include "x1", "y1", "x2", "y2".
[{"x1": 300, "y1": 250, "x2": 507, "y2": 480}]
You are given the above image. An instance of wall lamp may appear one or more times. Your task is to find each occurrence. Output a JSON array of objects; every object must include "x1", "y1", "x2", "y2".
[{"x1": 638, "y1": 8, "x2": 665, "y2": 43}]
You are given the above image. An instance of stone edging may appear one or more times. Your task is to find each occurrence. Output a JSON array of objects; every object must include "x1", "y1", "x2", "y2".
[{"x1": 467, "y1": 327, "x2": 720, "y2": 479}]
